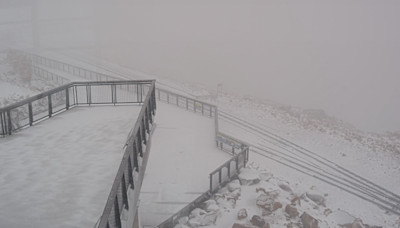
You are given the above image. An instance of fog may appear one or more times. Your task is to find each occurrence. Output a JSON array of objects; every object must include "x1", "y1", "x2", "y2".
[{"x1": 1, "y1": 0, "x2": 400, "y2": 133}]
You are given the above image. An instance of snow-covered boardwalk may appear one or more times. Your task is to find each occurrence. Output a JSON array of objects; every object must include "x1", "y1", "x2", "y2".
[
  {"x1": 139, "y1": 102, "x2": 231, "y2": 227},
  {"x1": 0, "y1": 105, "x2": 141, "y2": 228}
]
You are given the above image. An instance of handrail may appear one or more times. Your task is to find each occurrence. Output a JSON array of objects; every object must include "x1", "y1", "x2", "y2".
[
  {"x1": 0, "y1": 79, "x2": 155, "y2": 137},
  {"x1": 98, "y1": 81, "x2": 156, "y2": 228},
  {"x1": 8, "y1": 49, "x2": 250, "y2": 228}
]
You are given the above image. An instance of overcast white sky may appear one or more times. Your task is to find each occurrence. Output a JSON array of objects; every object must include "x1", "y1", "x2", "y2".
[{"x1": 1, "y1": 0, "x2": 400, "y2": 133}]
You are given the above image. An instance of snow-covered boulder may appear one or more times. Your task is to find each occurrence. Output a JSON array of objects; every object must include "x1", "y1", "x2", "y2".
[
  {"x1": 238, "y1": 169, "x2": 260, "y2": 186},
  {"x1": 227, "y1": 179, "x2": 241, "y2": 192},
  {"x1": 285, "y1": 204, "x2": 299, "y2": 218},
  {"x1": 256, "y1": 194, "x2": 274, "y2": 210},
  {"x1": 174, "y1": 224, "x2": 190, "y2": 228},
  {"x1": 278, "y1": 182, "x2": 293, "y2": 192},
  {"x1": 259, "y1": 172, "x2": 273, "y2": 181},
  {"x1": 250, "y1": 215, "x2": 266, "y2": 228},
  {"x1": 237, "y1": 208, "x2": 248, "y2": 220},
  {"x1": 201, "y1": 199, "x2": 217, "y2": 211},
  {"x1": 300, "y1": 212, "x2": 319, "y2": 228},
  {"x1": 306, "y1": 192, "x2": 326, "y2": 207}
]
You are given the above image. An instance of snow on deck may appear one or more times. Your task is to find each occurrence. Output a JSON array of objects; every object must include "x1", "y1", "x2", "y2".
[
  {"x1": 139, "y1": 102, "x2": 232, "y2": 227},
  {"x1": 0, "y1": 105, "x2": 141, "y2": 228}
]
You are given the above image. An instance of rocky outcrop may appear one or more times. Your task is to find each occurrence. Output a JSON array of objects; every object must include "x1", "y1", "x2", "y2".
[
  {"x1": 250, "y1": 215, "x2": 266, "y2": 228},
  {"x1": 306, "y1": 192, "x2": 326, "y2": 207},
  {"x1": 300, "y1": 212, "x2": 319, "y2": 228},
  {"x1": 237, "y1": 208, "x2": 248, "y2": 220},
  {"x1": 238, "y1": 169, "x2": 260, "y2": 185},
  {"x1": 285, "y1": 205, "x2": 299, "y2": 218}
]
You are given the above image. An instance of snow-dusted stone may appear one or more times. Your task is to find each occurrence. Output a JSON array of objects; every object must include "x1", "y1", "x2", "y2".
[
  {"x1": 278, "y1": 182, "x2": 293, "y2": 192},
  {"x1": 306, "y1": 192, "x2": 326, "y2": 207},
  {"x1": 300, "y1": 212, "x2": 319, "y2": 228},
  {"x1": 250, "y1": 215, "x2": 266, "y2": 228},
  {"x1": 227, "y1": 179, "x2": 242, "y2": 192},
  {"x1": 201, "y1": 199, "x2": 217, "y2": 211},
  {"x1": 217, "y1": 196, "x2": 236, "y2": 209},
  {"x1": 323, "y1": 209, "x2": 332, "y2": 216},
  {"x1": 174, "y1": 224, "x2": 190, "y2": 228},
  {"x1": 256, "y1": 194, "x2": 274, "y2": 210},
  {"x1": 226, "y1": 188, "x2": 241, "y2": 200},
  {"x1": 285, "y1": 204, "x2": 299, "y2": 218},
  {"x1": 187, "y1": 218, "x2": 200, "y2": 228},
  {"x1": 272, "y1": 201, "x2": 282, "y2": 211},
  {"x1": 199, "y1": 210, "x2": 220, "y2": 226},
  {"x1": 178, "y1": 216, "x2": 189, "y2": 225},
  {"x1": 327, "y1": 210, "x2": 355, "y2": 225},
  {"x1": 218, "y1": 186, "x2": 229, "y2": 195},
  {"x1": 205, "y1": 204, "x2": 219, "y2": 212},
  {"x1": 232, "y1": 223, "x2": 251, "y2": 228},
  {"x1": 287, "y1": 194, "x2": 301, "y2": 206},
  {"x1": 189, "y1": 208, "x2": 206, "y2": 219},
  {"x1": 259, "y1": 172, "x2": 273, "y2": 181},
  {"x1": 237, "y1": 208, "x2": 248, "y2": 220},
  {"x1": 238, "y1": 169, "x2": 260, "y2": 186}
]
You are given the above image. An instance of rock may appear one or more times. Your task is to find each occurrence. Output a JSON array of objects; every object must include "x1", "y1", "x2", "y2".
[
  {"x1": 217, "y1": 196, "x2": 236, "y2": 209},
  {"x1": 187, "y1": 218, "x2": 200, "y2": 228},
  {"x1": 237, "y1": 208, "x2": 248, "y2": 220},
  {"x1": 226, "y1": 189, "x2": 241, "y2": 200},
  {"x1": 266, "y1": 189, "x2": 281, "y2": 198},
  {"x1": 227, "y1": 179, "x2": 242, "y2": 192},
  {"x1": 287, "y1": 194, "x2": 301, "y2": 206},
  {"x1": 174, "y1": 224, "x2": 190, "y2": 228},
  {"x1": 324, "y1": 208, "x2": 332, "y2": 216},
  {"x1": 306, "y1": 192, "x2": 326, "y2": 207},
  {"x1": 272, "y1": 201, "x2": 282, "y2": 211},
  {"x1": 259, "y1": 172, "x2": 273, "y2": 181},
  {"x1": 300, "y1": 212, "x2": 319, "y2": 228},
  {"x1": 250, "y1": 215, "x2": 266, "y2": 228},
  {"x1": 256, "y1": 194, "x2": 274, "y2": 210},
  {"x1": 189, "y1": 208, "x2": 206, "y2": 219},
  {"x1": 278, "y1": 182, "x2": 293, "y2": 192},
  {"x1": 218, "y1": 187, "x2": 229, "y2": 195},
  {"x1": 232, "y1": 223, "x2": 249, "y2": 228},
  {"x1": 178, "y1": 216, "x2": 189, "y2": 225},
  {"x1": 201, "y1": 199, "x2": 217, "y2": 211},
  {"x1": 238, "y1": 170, "x2": 261, "y2": 185},
  {"x1": 285, "y1": 205, "x2": 299, "y2": 218},
  {"x1": 199, "y1": 210, "x2": 219, "y2": 226},
  {"x1": 206, "y1": 204, "x2": 219, "y2": 212}
]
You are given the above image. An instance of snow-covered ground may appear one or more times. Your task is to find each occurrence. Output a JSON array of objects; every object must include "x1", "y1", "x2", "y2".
[
  {"x1": 0, "y1": 106, "x2": 140, "y2": 228},
  {"x1": 1, "y1": 46, "x2": 399, "y2": 227}
]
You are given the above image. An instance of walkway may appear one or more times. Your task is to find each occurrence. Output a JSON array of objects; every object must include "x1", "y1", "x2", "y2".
[{"x1": 139, "y1": 102, "x2": 231, "y2": 227}]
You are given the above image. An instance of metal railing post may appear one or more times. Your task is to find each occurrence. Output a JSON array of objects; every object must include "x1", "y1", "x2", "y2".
[
  {"x1": 65, "y1": 88, "x2": 70, "y2": 110},
  {"x1": 48, "y1": 95, "x2": 52, "y2": 117},
  {"x1": 7, "y1": 110, "x2": 12, "y2": 135},
  {"x1": 28, "y1": 102, "x2": 33, "y2": 126}
]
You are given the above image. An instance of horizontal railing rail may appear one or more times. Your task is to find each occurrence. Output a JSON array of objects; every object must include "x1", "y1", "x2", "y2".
[
  {"x1": 97, "y1": 81, "x2": 156, "y2": 228},
  {"x1": 33, "y1": 65, "x2": 70, "y2": 86},
  {"x1": 13, "y1": 49, "x2": 120, "y2": 82},
  {"x1": 0, "y1": 79, "x2": 154, "y2": 137}
]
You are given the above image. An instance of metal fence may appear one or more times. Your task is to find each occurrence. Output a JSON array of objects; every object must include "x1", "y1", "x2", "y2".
[
  {"x1": 97, "y1": 81, "x2": 156, "y2": 228},
  {"x1": 155, "y1": 88, "x2": 250, "y2": 228},
  {"x1": 33, "y1": 65, "x2": 70, "y2": 85},
  {"x1": 0, "y1": 80, "x2": 154, "y2": 137},
  {"x1": 16, "y1": 49, "x2": 120, "y2": 82}
]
